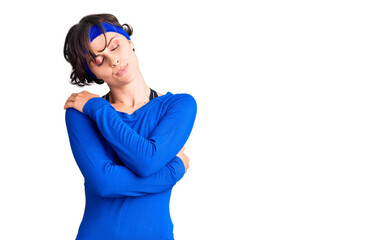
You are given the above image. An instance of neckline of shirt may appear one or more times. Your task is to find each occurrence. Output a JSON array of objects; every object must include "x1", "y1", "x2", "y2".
[{"x1": 102, "y1": 91, "x2": 173, "y2": 119}]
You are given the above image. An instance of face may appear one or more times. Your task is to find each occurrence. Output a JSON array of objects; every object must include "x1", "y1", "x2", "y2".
[{"x1": 86, "y1": 31, "x2": 138, "y2": 86}]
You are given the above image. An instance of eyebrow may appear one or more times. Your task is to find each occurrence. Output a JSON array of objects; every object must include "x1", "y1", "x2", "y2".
[{"x1": 97, "y1": 36, "x2": 117, "y2": 53}]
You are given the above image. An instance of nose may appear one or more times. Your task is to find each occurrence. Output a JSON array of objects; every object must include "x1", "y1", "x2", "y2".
[{"x1": 111, "y1": 57, "x2": 120, "y2": 67}]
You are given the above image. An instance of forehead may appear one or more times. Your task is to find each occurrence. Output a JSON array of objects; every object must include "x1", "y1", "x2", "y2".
[{"x1": 89, "y1": 32, "x2": 125, "y2": 53}]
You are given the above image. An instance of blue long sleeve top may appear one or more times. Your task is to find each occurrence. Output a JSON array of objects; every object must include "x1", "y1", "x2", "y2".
[{"x1": 65, "y1": 91, "x2": 197, "y2": 240}]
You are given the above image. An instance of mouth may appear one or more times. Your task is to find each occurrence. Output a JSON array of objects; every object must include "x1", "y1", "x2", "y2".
[{"x1": 116, "y1": 64, "x2": 128, "y2": 76}]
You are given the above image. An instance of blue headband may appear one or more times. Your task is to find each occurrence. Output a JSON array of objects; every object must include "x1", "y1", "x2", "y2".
[{"x1": 85, "y1": 22, "x2": 131, "y2": 78}]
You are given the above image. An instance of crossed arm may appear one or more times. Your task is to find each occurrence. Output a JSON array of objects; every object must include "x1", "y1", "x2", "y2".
[
  {"x1": 65, "y1": 108, "x2": 186, "y2": 198},
  {"x1": 82, "y1": 93, "x2": 197, "y2": 177}
]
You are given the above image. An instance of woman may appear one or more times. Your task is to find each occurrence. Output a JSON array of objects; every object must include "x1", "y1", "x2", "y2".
[{"x1": 63, "y1": 13, "x2": 197, "y2": 240}]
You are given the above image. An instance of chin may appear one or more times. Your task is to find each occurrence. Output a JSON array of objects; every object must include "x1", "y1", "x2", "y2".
[
  {"x1": 129, "y1": 69, "x2": 140, "y2": 81},
  {"x1": 118, "y1": 73, "x2": 136, "y2": 85},
  {"x1": 114, "y1": 66, "x2": 139, "y2": 83}
]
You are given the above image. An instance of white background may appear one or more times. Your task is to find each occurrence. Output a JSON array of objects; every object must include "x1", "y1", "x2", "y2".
[{"x1": 1, "y1": 0, "x2": 390, "y2": 239}]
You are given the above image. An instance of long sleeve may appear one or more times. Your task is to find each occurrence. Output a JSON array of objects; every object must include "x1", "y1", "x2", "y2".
[
  {"x1": 82, "y1": 93, "x2": 197, "y2": 177},
  {"x1": 65, "y1": 108, "x2": 186, "y2": 198}
]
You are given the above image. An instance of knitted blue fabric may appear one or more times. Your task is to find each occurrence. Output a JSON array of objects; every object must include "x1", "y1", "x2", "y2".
[{"x1": 65, "y1": 92, "x2": 197, "y2": 239}]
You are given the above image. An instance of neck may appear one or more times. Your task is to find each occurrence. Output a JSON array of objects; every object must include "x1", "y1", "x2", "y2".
[{"x1": 107, "y1": 70, "x2": 150, "y2": 108}]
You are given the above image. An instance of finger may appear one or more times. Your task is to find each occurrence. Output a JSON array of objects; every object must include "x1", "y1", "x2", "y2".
[
  {"x1": 70, "y1": 93, "x2": 81, "y2": 102},
  {"x1": 65, "y1": 96, "x2": 74, "y2": 106},
  {"x1": 64, "y1": 99, "x2": 75, "y2": 109},
  {"x1": 66, "y1": 94, "x2": 76, "y2": 103},
  {"x1": 64, "y1": 102, "x2": 70, "y2": 109},
  {"x1": 64, "y1": 99, "x2": 70, "y2": 109}
]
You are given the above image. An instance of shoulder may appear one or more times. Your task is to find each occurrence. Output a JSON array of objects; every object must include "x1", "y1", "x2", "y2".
[
  {"x1": 163, "y1": 92, "x2": 196, "y2": 105},
  {"x1": 65, "y1": 108, "x2": 83, "y2": 122},
  {"x1": 160, "y1": 93, "x2": 197, "y2": 119},
  {"x1": 162, "y1": 92, "x2": 197, "y2": 110},
  {"x1": 153, "y1": 91, "x2": 197, "y2": 117},
  {"x1": 65, "y1": 108, "x2": 95, "y2": 130}
]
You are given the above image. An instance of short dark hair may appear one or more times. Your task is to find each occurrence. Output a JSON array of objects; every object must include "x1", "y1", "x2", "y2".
[{"x1": 63, "y1": 13, "x2": 133, "y2": 86}]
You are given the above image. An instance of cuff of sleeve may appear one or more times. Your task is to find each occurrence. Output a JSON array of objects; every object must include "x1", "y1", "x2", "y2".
[{"x1": 83, "y1": 97, "x2": 113, "y2": 120}]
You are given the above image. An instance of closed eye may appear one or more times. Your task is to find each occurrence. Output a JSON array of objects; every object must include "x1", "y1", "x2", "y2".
[
  {"x1": 91, "y1": 39, "x2": 119, "y2": 66},
  {"x1": 97, "y1": 58, "x2": 104, "y2": 66},
  {"x1": 111, "y1": 43, "x2": 119, "y2": 51},
  {"x1": 93, "y1": 56, "x2": 104, "y2": 66}
]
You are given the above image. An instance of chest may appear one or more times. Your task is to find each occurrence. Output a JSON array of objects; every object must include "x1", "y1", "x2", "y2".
[
  {"x1": 101, "y1": 103, "x2": 167, "y2": 165},
  {"x1": 110, "y1": 102, "x2": 146, "y2": 115}
]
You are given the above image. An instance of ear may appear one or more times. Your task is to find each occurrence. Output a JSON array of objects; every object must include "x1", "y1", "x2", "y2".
[{"x1": 129, "y1": 40, "x2": 135, "y2": 52}]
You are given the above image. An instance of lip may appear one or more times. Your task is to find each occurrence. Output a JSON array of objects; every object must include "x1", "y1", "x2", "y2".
[{"x1": 116, "y1": 64, "x2": 128, "y2": 76}]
